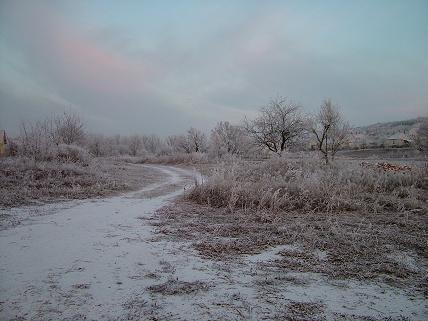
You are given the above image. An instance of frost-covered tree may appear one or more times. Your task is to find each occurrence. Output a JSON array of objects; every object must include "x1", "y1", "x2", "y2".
[
  {"x1": 128, "y1": 135, "x2": 143, "y2": 156},
  {"x1": 18, "y1": 113, "x2": 90, "y2": 162},
  {"x1": 86, "y1": 134, "x2": 107, "y2": 157},
  {"x1": 186, "y1": 128, "x2": 207, "y2": 153},
  {"x1": 310, "y1": 99, "x2": 349, "y2": 164},
  {"x1": 142, "y1": 135, "x2": 163, "y2": 155},
  {"x1": 19, "y1": 120, "x2": 54, "y2": 161},
  {"x1": 244, "y1": 97, "x2": 304, "y2": 156},
  {"x1": 165, "y1": 135, "x2": 186, "y2": 153},
  {"x1": 54, "y1": 112, "x2": 85, "y2": 145},
  {"x1": 210, "y1": 121, "x2": 245, "y2": 158}
]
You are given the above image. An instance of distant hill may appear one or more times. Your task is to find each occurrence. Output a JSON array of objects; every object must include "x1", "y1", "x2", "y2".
[{"x1": 350, "y1": 117, "x2": 427, "y2": 146}]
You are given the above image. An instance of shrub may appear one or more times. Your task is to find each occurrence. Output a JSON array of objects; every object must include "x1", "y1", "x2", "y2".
[{"x1": 56, "y1": 144, "x2": 92, "y2": 165}]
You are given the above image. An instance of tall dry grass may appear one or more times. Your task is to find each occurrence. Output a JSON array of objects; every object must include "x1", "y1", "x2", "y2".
[
  {"x1": 187, "y1": 157, "x2": 427, "y2": 214},
  {"x1": 0, "y1": 157, "x2": 127, "y2": 207},
  {"x1": 138, "y1": 152, "x2": 209, "y2": 165}
]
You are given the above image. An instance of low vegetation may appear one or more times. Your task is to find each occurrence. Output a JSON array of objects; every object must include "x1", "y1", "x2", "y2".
[
  {"x1": 138, "y1": 152, "x2": 209, "y2": 165},
  {"x1": 187, "y1": 157, "x2": 427, "y2": 214},
  {"x1": 0, "y1": 157, "x2": 161, "y2": 208},
  {"x1": 157, "y1": 194, "x2": 428, "y2": 293},
  {"x1": 153, "y1": 157, "x2": 428, "y2": 296},
  {"x1": 148, "y1": 279, "x2": 210, "y2": 296}
]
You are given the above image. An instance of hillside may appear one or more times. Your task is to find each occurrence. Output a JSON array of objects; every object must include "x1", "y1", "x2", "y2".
[{"x1": 349, "y1": 117, "x2": 427, "y2": 146}]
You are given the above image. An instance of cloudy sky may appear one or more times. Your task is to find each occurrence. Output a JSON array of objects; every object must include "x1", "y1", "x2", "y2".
[{"x1": 1, "y1": 0, "x2": 427, "y2": 136}]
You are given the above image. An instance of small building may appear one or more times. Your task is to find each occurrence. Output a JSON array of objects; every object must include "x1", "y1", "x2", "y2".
[
  {"x1": 0, "y1": 130, "x2": 7, "y2": 156},
  {"x1": 385, "y1": 133, "x2": 412, "y2": 148}
]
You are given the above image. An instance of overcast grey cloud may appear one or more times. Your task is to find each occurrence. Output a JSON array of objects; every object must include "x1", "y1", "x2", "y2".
[{"x1": 1, "y1": 0, "x2": 427, "y2": 135}]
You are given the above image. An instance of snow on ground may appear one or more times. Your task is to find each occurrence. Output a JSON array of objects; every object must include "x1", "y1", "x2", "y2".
[
  {"x1": 0, "y1": 164, "x2": 426, "y2": 321},
  {"x1": 0, "y1": 165, "x2": 198, "y2": 320}
]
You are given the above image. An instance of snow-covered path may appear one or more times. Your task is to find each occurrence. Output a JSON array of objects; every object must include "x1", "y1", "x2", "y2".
[
  {"x1": 0, "y1": 165, "x2": 198, "y2": 320},
  {"x1": 1, "y1": 164, "x2": 426, "y2": 321}
]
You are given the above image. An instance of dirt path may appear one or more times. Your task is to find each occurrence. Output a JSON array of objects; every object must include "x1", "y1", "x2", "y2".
[
  {"x1": 0, "y1": 164, "x2": 426, "y2": 321},
  {"x1": 0, "y1": 165, "x2": 199, "y2": 321}
]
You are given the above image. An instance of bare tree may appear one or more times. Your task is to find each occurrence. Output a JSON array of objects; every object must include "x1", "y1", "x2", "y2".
[
  {"x1": 210, "y1": 121, "x2": 244, "y2": 157},
  {"x1": 310, "y1": 99, "x2": 349, "y2": 164},
  {"x1": 187, "y1": 128, "x2": 207, "y2": 153},
  {"x1": 128, "y1": 135, "x2": 143, "y2": 156},
  {"x1": 244, "y1": 97, "x2": 304, "y2": 156},
  {"x1": 19, "y1": 119, "x2": 57, "y2": 161},
  {"x1": 86, "y1": 134, "x2": 107, "y2": 157},
  {"x1": 178, "y1": 135, "x2": 193, "y2": 153},
  {"x1": 54, "y1": 112, "x2": 85, "y2": 145},
  {"x1": 142, "y1": 134, "x2": 163, "y2": 155},
  {"x1": 165, "y1": 135, "x2": 186, "y2": 153}
]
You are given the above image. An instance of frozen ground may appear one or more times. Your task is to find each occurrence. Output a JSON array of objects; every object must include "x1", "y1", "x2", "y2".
[{"x1": 0, "y1": 164, "x2": 426, "y2": 320}]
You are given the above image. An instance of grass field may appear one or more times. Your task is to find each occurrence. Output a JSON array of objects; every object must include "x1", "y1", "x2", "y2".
[
  {"x1": 151, "y1": 157, "x2": 427, "y2": 319},
  {"x1": 0, "y1": 157, "x2": 166, "y2": 208}
]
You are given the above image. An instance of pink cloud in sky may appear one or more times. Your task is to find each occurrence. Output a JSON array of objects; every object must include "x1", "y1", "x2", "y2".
[{"x1": 5, "y1": 1, "x2": 152, "y2": 97}]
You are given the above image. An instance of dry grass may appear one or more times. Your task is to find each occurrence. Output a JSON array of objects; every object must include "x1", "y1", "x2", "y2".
[
  {"x1": 156, "y1": 201, "x2": 427, "y2": 293},
  {"x1": 139, "y1": 152, "x2": 209, "y2": 165},
  {"x1": 187, "y1": 158, "x2": 427, "y2": 214},
  {"x1": 147, "y1": 279, "x2": 210, "y2": 295},
  {"x1": 274, "y1": 302, "x2": 412, "y2": 321},
  {"x1": 0, "y1": 157, "x2": 162, "y2": 208},
  {"x1": 274, "y1": 301, "x2": 326, "y2": 321},
  {"x1": 154, "y1": 158, "x2": 428, "y2": 295}
]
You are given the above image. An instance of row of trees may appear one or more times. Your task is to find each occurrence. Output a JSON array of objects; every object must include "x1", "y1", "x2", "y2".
[
  {"x1": 85, "y1": 128, "x2": 210, "y2": 157},
  {"x1": 12, "y1": 97, "x2": 427, "y2": 164},
  {"x1": 10, "y1": 99, "x2": 351, "y2": 164},
  {"x1": 84, "y1": 124, "x2": 258, "y2": 159},
  {"x1": 244, "y1": 97, "x2": 349, "y2": 163},
  {"x1": 244, "y1": 97, "x2": 427, "y2": 161}
]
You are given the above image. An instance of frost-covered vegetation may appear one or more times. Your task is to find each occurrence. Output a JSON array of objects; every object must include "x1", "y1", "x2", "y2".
[
  {"x1": 2, "y1": 96, "x2": 427, "y2": 209},
  {"x1": 156, "y1": 157, "x2": 428, "y2": 295},
  {"x1": 5, "y1": 97, "x2": 427, "y2": 164},
  {"x1": 0, "y1": 157, "x2": 120, "y2": 207},
  {"x1": 187, "y1": 157, "x2": 427, "y2": 213},
  {"x1": 0, "y1": 156, "x2": 164, "y2": 208}
]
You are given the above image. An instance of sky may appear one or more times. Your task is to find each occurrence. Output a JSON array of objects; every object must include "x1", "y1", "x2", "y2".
[{"x1": 1, "y1": 0, "x2": 427, "y2": 136}]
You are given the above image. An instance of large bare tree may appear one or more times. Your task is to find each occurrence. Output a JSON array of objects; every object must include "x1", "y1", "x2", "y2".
[
  {"x1": 244, "y1": 97, "x2": 304, "y2": 156},
  {"x1": 310, "y1": 99, "x2": 349, "y2": 164}
]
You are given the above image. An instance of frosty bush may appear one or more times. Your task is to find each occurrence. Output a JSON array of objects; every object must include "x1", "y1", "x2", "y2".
[
  {"x1": 187, "y1": 158, "x2": 427, "y2": 213},
  {"x1": 56, "y1": 144, "x2": 92, "y2": 165},
  {"x1": 18, "y1": 119, "x2": 57, "y2": 161},
  {"x1": 17, "y1": 112, "x2": 91, "y2": 163}
]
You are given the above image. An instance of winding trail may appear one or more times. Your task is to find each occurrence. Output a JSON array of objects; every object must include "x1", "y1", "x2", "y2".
[
  {"x1": 1, "y1": 165, "x2": 426, "y2": 321},
  {"x1": 0, "y1": 165, "x2": 198, "y2": 320}
]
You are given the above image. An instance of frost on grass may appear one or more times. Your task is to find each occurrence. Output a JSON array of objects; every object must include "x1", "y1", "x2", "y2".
[
  {"x1": 0, "y1": 157, "x2": 162, "y2": 208},
  {"x1": 154, "y1": 158, "x2": 428, "y2": 295},
  {"x1": 148, "y1": 279, "x2": 210, "y2": 295},
  {"x1": 187, "y1": 157, "x2": 427, "y2": 214},
  {"x1": 274, "y1": 301, "x2": 326, "y2": 321}
]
